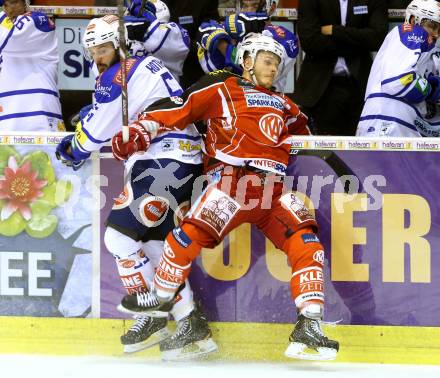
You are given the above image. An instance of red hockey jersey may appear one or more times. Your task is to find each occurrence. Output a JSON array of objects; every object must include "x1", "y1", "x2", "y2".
[{"x1": 139, "y1": 70, "x2": 309, "y2": 175}]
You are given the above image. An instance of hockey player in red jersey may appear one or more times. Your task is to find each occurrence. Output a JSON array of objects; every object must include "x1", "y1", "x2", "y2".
[{"x1": 113, "y1": 33, "x2": 339, "y2": 361}]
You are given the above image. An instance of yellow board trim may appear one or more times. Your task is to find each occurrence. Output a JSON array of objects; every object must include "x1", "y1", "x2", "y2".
[{"x1": 1, "y1": 317, "x2": 439, "y2": 364}]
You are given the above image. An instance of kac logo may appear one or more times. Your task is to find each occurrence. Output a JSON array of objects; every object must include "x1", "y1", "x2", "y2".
[{"x1": 259, "y1": 113, "x2": 284, "y2": 143}]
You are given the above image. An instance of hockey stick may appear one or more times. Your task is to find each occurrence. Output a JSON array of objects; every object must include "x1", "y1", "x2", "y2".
[
  {"x1": 117, "y1": 0, "x2": 130, "y2": 143},
  {"x1": 291, "y1": 149, "x2": 362, "y2": 194}
]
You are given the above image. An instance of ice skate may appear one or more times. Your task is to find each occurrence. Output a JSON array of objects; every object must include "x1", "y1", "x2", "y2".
[
  {"x1": 285, "y1": 314, "x2": 339, "y2": 361},
  {"x1": 121, "y1": 316, "x2": 171, "y2": 353},
  {"x1": 160, "y1": 305, "x2": 218, "y2": 361},
  {"x1": 117, "y1": 290, "x2": 173, "y2": 317}
]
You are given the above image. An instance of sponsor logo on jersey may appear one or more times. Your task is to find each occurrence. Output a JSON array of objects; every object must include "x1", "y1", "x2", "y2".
[
  {"x1": 170, "y1": 96, "x2": 184, "y2": 105},
  {"x1": 301, "y1": 233, "x2": 320, "y2": 244},
  {"x1": 178, "y1": 140, "x2": 201, "y2": 152},
  {"x1": 407, "y1": 34, "x2": 426, "y2": 45},
  {"x1": 113, "y1": 184, "x2": 133, "y2": 210},
  {"x1": 172, "y1": 227, "x2": 192, "y2": 248},
  {"x1": 95, "y1": 84, "x2": 113, "y2": 98},
  {"x1": 259, "y1": 113, "x2": 285, "y2": 143},
  {"x1": 161, "y1": 139, "x2": 174, "y2": 152},
  {"x1": 245, "y1": 93, "x2": 284, "y2": 111},
  {"x1": 113, "y1": 59, "x2": 138, "y2": 85},
  {"x1": 313, "y1": 250, "x2": 325, "y2": 265},
  {"x1": 139, "y1": 196, "x2": 169, "y2": 227},
  {"x1": 248, "y1": 159, "x2": 287, "y2": 174},
  {"x1": 194, "y1": 188, "x2": 240, "y2": 236},
  {"x1": 299, "y1": 269, "x2": 323, "y2": 284},
  {"x1": 402, "y1": 24, "x2": 413, "y2": 32},
  {"x1": 119, "y1": 259, "x2": 136, "y2": 269},
  {"x1": 280, "y1": 192, "x2": 314, "y2": 223}
]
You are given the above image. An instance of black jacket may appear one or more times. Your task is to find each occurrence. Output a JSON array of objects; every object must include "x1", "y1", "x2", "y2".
[{"x1": 293, "y1": 0, "x2": 388, "y2": 108}]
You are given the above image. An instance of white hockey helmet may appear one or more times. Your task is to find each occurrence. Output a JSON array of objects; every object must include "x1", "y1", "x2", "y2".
[
  {"x1": 237, "y1": 32, "x2": 285, "y2": 70},
  {"x1": 150, "y1": 0, "x2": 170, "y2": 22},
  {"x1": 83, "y1": 15, "x2": 120, "y2": 53},
  {"x1": 405, "y1": 0, "x2": 440, "y2": 25}
]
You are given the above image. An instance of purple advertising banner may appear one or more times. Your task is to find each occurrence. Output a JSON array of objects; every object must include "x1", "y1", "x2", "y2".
[{"x1": 100, "y1": 149, "x2": 439, "y2": 326}]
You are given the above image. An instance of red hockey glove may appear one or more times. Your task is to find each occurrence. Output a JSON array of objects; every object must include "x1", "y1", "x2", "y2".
[{"x1": 112, "y1": 121, "x2": 158, "y2": 161}]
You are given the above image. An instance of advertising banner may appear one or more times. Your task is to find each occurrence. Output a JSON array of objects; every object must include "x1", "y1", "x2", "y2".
[
  {"x1": 99, "y1": 143, "x2": 439, "y2": 326},
  {"x1": 0, "y1": 135, "x2": 94, "y2": 317},
  {"x1": 56, "y1": 19, "x2": 95, "y2": 91}
]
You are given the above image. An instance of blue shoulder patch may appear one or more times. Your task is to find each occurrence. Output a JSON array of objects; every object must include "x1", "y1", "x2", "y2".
[
  {"x1": 264, "y1": 25, "x2": 299, "y2": 59},
  {"x1": 30, "y1": 12, "x2": 55, "y2": 33},
  {"x1": 399, "y1": 24, "x2": 435, "y2": 52},
  {"x1": 95, "y1": 57, "x2": 143, "y2": 104}
]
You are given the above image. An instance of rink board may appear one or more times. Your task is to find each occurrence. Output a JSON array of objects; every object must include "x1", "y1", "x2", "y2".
[
  {"x1": 0, "y1": 134, "x2": 439, "y2": 365},
  {"x1": 0, "y1": 316, "x2": 439, "y2": 365}
]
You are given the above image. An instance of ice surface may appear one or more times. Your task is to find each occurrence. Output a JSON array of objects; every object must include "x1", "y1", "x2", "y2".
[{"x1": 0, "y1": 355, "x2": 439, "y2": 378}]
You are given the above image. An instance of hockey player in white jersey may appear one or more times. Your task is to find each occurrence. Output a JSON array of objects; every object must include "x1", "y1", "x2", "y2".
[
  {"x1": 0, "y1": 0, "x2": 64, "y2": 131},
  {"x1": 196, "y1": 0, "x2": 298, "y2": 92},
  {"x1": 357, "y1": 0, "x2": 440, "y2": 137},
  {"x1": 55, "y1": 15, "x2": 217, "y2": 361},
  {"x1": 124, "y1": 0, "x2": 190, "y2": 81}
]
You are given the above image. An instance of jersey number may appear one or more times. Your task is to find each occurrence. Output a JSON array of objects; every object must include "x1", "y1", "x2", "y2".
[{"x1": 160, "y1": 72, "x2": 183, "y2": 97}]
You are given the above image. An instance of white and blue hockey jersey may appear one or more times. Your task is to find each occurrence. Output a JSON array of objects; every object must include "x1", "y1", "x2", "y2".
[
  {"x1": 0, "y1": 11, "x2": 64, "y2": 131},
  {"x1": 130, "y1": 19, "x2": 190, "y2": 80},
  {"x1": 71, "y1": 55, "x2": 201, "y2": 168},
  {"x1": 198, "y1": 23, "x2": 298, "y2": 93},
  {"x1": 357, "y1": 24, "x2": 439, "y2": 137}
]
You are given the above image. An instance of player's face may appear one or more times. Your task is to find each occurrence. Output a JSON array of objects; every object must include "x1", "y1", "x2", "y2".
[
  {"x1": 4, "y1": 0, "x2": 27, "y2": 21},
  {"x1": 421, "y1": 19, "x2": 440, "y2": 42},
  {"x1": 252, "y1": 51, "x2": 280, "y2": 89},
  {"x1": 241, "y1": 0, "x2": 261, "y2": 12},
  {"x1": 89, "y1": 42, "x2": 118, "y2": 73},
  {"x1": 241, "y1": 0, "x2": 277, "y2": 16}
]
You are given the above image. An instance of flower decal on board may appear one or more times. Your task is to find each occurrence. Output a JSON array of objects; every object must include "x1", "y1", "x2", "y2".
[
  {"x1": 0, "y1": 147, "x2": 72, "y2": 238},
  {"x1": 0, "y1": 156, "x2": 47, "y2": 221}
]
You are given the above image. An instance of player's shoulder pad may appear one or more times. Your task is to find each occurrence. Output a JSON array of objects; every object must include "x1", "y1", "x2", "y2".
[
  {"x1": 182, "y1": 69, "x2": 238, "y2": 98},
  {"x1": 206, "y1": 69, "x2": 240, "y2": 84},
  {"x1": 399, "y1": 23, "x2": 435, "y2": 52},
  {"x1": 95, "y1": 57, "x2": 143, "y2": 104},
  {"x1": 264, "y1": 25, "x2": 298, "y2": 59},
  {"x1": 30, "y1": 12, "x2": 55, "y2": 33}
]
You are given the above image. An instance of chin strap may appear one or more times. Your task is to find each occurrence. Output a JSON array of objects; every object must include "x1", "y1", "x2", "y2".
[{"x1": 249, "y1": 68, "x2": 261, "y2": 86}]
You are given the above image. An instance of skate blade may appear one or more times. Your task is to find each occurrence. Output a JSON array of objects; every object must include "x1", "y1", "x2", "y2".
[
  {"x1": 284, "y1": 342, "x2": 337, "y2": 361},
  {"x1": 123, "y1": 328, "x2": 172, "y2": 353},
  {"x1": 116, "y1": 304, "x2": 169, "y2": 318},
  {"x1": 161, "y1": 338, "x2": 218, "y2": 361}
]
